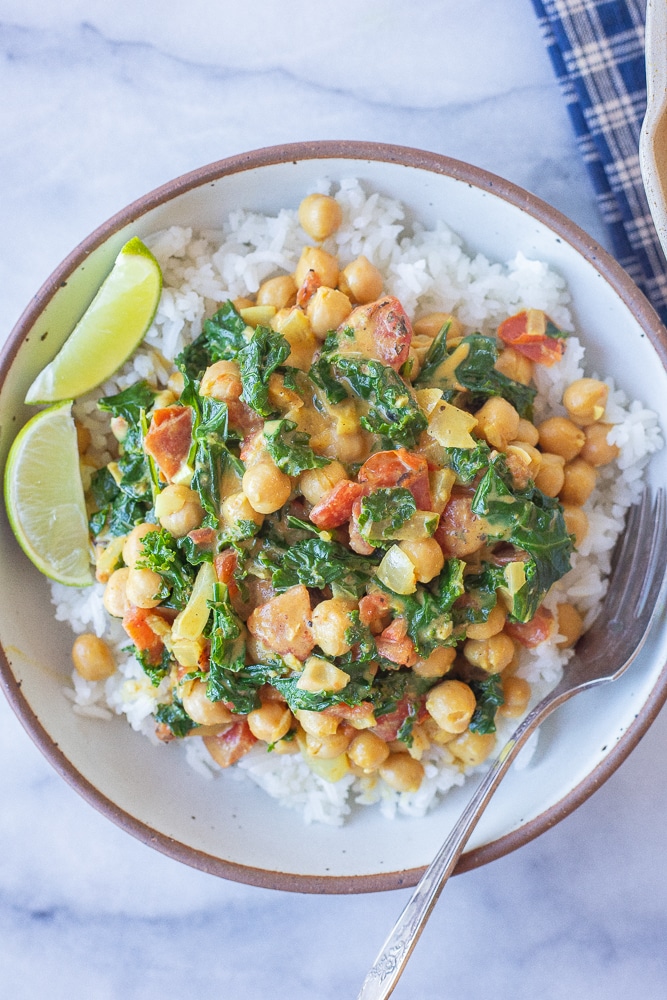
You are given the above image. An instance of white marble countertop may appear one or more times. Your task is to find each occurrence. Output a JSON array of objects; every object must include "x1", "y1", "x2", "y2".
[{"x1": 1, "y1": 2, "x2": 666, "y2": 998}]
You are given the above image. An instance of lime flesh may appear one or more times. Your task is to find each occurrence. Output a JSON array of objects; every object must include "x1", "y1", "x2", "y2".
[
  {"x1": 3, "y1": 401, "x2": 93, "y2": 586},
  {"x1": 25, "y1": 237, "x2": 162, "y2": 404}
]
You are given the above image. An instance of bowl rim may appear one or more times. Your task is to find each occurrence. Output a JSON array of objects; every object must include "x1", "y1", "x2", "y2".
[{"x1": 2, "y1": 138, "x2": 667, "y2": 894}]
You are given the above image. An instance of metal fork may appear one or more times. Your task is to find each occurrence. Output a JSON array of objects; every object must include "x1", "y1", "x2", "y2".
[{"x1": 358, "y1": 488, "x2": 667, "y2": 1000}]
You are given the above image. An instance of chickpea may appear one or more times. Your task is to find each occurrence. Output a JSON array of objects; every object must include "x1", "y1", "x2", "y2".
[
  {"x1": 242, "y1": 460, "x2": 292, "y2": 514},
  {"x1": 103, "y1": 567, "x2": 130, "y2": 618},
  {"x1": 475, "y1": 396, "x2": 521, "y2": 451},
  {"x1": 347, "y1": 731, "x2": 390, "y2": 772},
  {"x1": 498, "y1": 676, "x2": 531, "y2": 718},
  {"x1": 537, "y1": 416, "x2": 586, "y2": 462},
  {"x1": 200, "y1": 360, "x2": 243, "y2": 402},
  {"x1": 233, "y1": 297, "x2": 254, "y2": 311},
  {"x1": 559, "y1": 457, "x2": 596, "y2": 506},
  {"x1": 296, "y1": 709, "x2": 340, "y2": 738},
  {"x1": 555, "y1": 602, "x2": 584, "y2": 648},
  {"x1": 534, "y1": 452, "x2": 565, "y2": 497},
  {"x1": 399, "y1": 537, "x2": 445, "y2": 584},
  {"x1": 303, "y1": 728, "x2": 353, "y2": 759},
  {"x1": 466, "y1": 602, "x2": 506, "y2": 640},
  {"x1": 412, "y1": 312, "x2": 463, "y2": 341},
  {"x1": 412, "y1": 645, "x2": 457, "y2": 678},
  {"x1": 506, "y1": 441, "x2": 542, "y2": 487},
  {"x1": 125, "y1": 566, "x2": 164, "y2": 609},
  {"x1": 339, "y1": 256, "x2": 384, "y2": 304},
  {"x1": 463, "y1": 633, "x2": 515, "y2": 673},
  {"x1": 515, "y1": 418, "x2": 539, "y2": 447},
  {"x1": 448, "y1": 730, "x2": 496, "y2": 768},
  {"x1": 298, "y1": 193, "x2": 343, "y2": 241},
  {"x1": 247, "y1": 701, "x2": 293, "y2": 743},
  {"x1": 155, "y1": 484, "x2": 204, "y2": 537},
  {"x1": 561, "y1": 503, "x2": 589, "y2": 548},
  {"x1": 181, "y1": 680, "x2": 234, "y2": 727},
  {"x1": 306, "y1": 286, "x2": 352, "y2": 338},
  {"x1": 220, "y1": 491, "x2": 264, "y2": 531},
  {"x1": 426, "y1": 679, "x2": 477, "y2": 734},
  {"x1": 110, "y1": 415, "x2": 129, "y2": 442},
  {"x1": 334, "y1": 430, "x2": 368, "y2": 464},
  {"x1": 579, "y1": 422, "x2": 620, "y2": 467},
  {"x1": 379, "y1": 753, "x2": 425, "y2": 792},
  {"x1": 563, "y1": 378, "x2": 609, "y2": 425},
  {"x1": 153, "y1": 389, "x2": 177, "y2": 409},
  {"x1": 295, "y1": 246, "x2": 339, "y2": 288},
  {"x1": 311, "y1": 598, "x2": 357, "y2": 657},
  {"x1": 122, "y1": 522, "x2": 160, "y2": 568},
  {"x1": 256, "y1": 274, "x2": 297, "y2": 310},
  {"x1": 299, "y1": 461, "x2": 348, "y2": 505},
  {"x1": 71, "y1": 633, "x2": 116, "y2": 681},
  {"x1": 494, "y1": 346, "x2": 533, "y2": 385}
]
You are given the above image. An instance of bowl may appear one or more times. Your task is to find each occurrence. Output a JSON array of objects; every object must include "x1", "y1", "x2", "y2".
[{"x1": 2, "y1": 140, "x2": 667, "y2": 893}]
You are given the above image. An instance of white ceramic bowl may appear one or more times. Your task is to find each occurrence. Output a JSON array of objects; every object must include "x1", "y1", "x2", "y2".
[{"x1": 2, "y1": 141, "x2": 667, "y2": 893}]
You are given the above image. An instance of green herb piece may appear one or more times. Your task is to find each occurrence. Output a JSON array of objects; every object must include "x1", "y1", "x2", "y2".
[
  {"x1": 357, "y1": 487, "x2": 417, "y2": 543},
  {"x1": 468, "y1": 674, "x2": 504, "y2": 734},
  {"x1": 263, "y1": 418, "x2": 331, "y2": 475},
  {"x1": 135, "y1": 645, "x2": 172, "y2": 687},
  {"x1": 238, "y1": 326, "x2": 291, "y2": 417}
]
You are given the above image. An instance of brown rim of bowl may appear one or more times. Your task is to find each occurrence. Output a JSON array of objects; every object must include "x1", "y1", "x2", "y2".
[{"x1": 2, "y1": 139, "x2": 667, "y2": 894}]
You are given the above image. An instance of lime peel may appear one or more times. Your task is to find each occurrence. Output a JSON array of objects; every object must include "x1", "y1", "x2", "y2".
[
  {"x1": 25, "y1": 236, "x2": 162, "y2": 404},
  {"x1": 3, "y1": 401, "x2": 94, "y2": 586}
]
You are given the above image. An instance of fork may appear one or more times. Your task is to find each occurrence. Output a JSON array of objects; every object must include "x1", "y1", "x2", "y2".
[{"x1": 358, "y1": 487, "x2": 667, "y2": 1000}]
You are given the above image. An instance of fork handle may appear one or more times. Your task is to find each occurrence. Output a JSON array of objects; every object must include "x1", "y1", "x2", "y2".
[{"x1": 357, "y1": 690, "x2": 568, "y2": 1000}]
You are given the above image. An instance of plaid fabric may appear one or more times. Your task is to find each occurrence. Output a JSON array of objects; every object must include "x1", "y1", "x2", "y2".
[{"x1": 531, "y1": 0, "x2": 667, "y2": 324}]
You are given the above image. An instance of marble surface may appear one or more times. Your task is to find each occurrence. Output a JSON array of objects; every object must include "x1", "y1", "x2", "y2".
[{"x1": 1, "y1": 2, "x2": 666, "y2": 998}]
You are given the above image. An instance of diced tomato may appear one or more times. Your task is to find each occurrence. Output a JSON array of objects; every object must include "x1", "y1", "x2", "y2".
[
  {"x1": 213, "y1": 549, "x2": 240, "y2": 601},
  {"x1": 497, "y1": 310, "x2": 565, "y2": 366},
  {"x1": 358, "y1": 592, "x2": 392, "y2": 632},
  {"x1": 188, "y1": 526, "x2": 217, "y2": 551},
  {"x1": 203, "y1": 719, "x2": 257, "y2": 768},
  {"x1": 144, "y1": 406, "x2": 193, "y2": 482},
  {"x1": 371, "y1": 696, "x2": 426, "y2": 741},
  {"x1": 122, "y1": 606, "x2": 165, "y2": 666},
  {"x1": 357, "y1": 448, "x2": 431, "y2": 510},
  {"x1": 228, "y1": 399, "x2": 263, "y2": 437},
  {"x1": 504, "y1": 605, "x2": 555, "y2": 647},
  {"x1": 344, "y1": 296, "x2": 412, "y2": 371},
  {"x1": 296, "y1": 269, "x2": 321, "y2": 308},
  {"x1": 375, "y1": 617, "x2": 418, "y2": 667},
  {"x1": 309, "y1": 479, "x2": 364, "y2": 529}
]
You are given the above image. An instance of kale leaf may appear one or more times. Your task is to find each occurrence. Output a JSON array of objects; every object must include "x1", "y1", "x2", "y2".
[
  {"x1": 309, "y1": 351, "x2": 427, "y2": 448},
  {"x1": 471, "y1": 456, "x2": 574, "y2": 622},
  {"x1": 136, "y1": 527, "x2": 196, "y2": 609},
  {"x1": 135, "y1": 645, "x2": 172, "y2": 687},
  {"x1": 238, "y1": 326, "x2": 291, "y2": 417},
  {"x1": 416, "y1": 332, "x2": 536, "y2": 418},
  {"x1": 155, "y1": 697, "x2": 197, "y2": 738},
  {"x1": 468, "y1": 674, "x2": 504, "y2": 734},
  {"x1": 357, "y1": 487, "x2": 417, "y2": 542},
  {"x1": 262, "y1": 535, "x2": 378, "y2": 596},
  {"x1": 176, "y1": 300, "x2": 249, "y2": 379},
  {"x1": 262, "y1": 418, "x2": 331, "y2": 475}
]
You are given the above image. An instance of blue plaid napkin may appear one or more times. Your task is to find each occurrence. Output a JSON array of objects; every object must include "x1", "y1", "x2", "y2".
[{"x1": 531, "y1": 0, "x2": 667, "y2": 324}]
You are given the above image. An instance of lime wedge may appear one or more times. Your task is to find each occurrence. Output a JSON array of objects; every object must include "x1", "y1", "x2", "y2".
[
  {"x1": 3, "y1": 401, "x2": 93, "y2": 586},
  {"x1": 25, "y1": 237, "x2": 162, "y2": 404}
]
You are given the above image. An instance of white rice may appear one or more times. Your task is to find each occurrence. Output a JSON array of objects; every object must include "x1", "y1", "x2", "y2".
[{"x1": 54, "y1": 179, "x2": 663, "y2": 825}]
